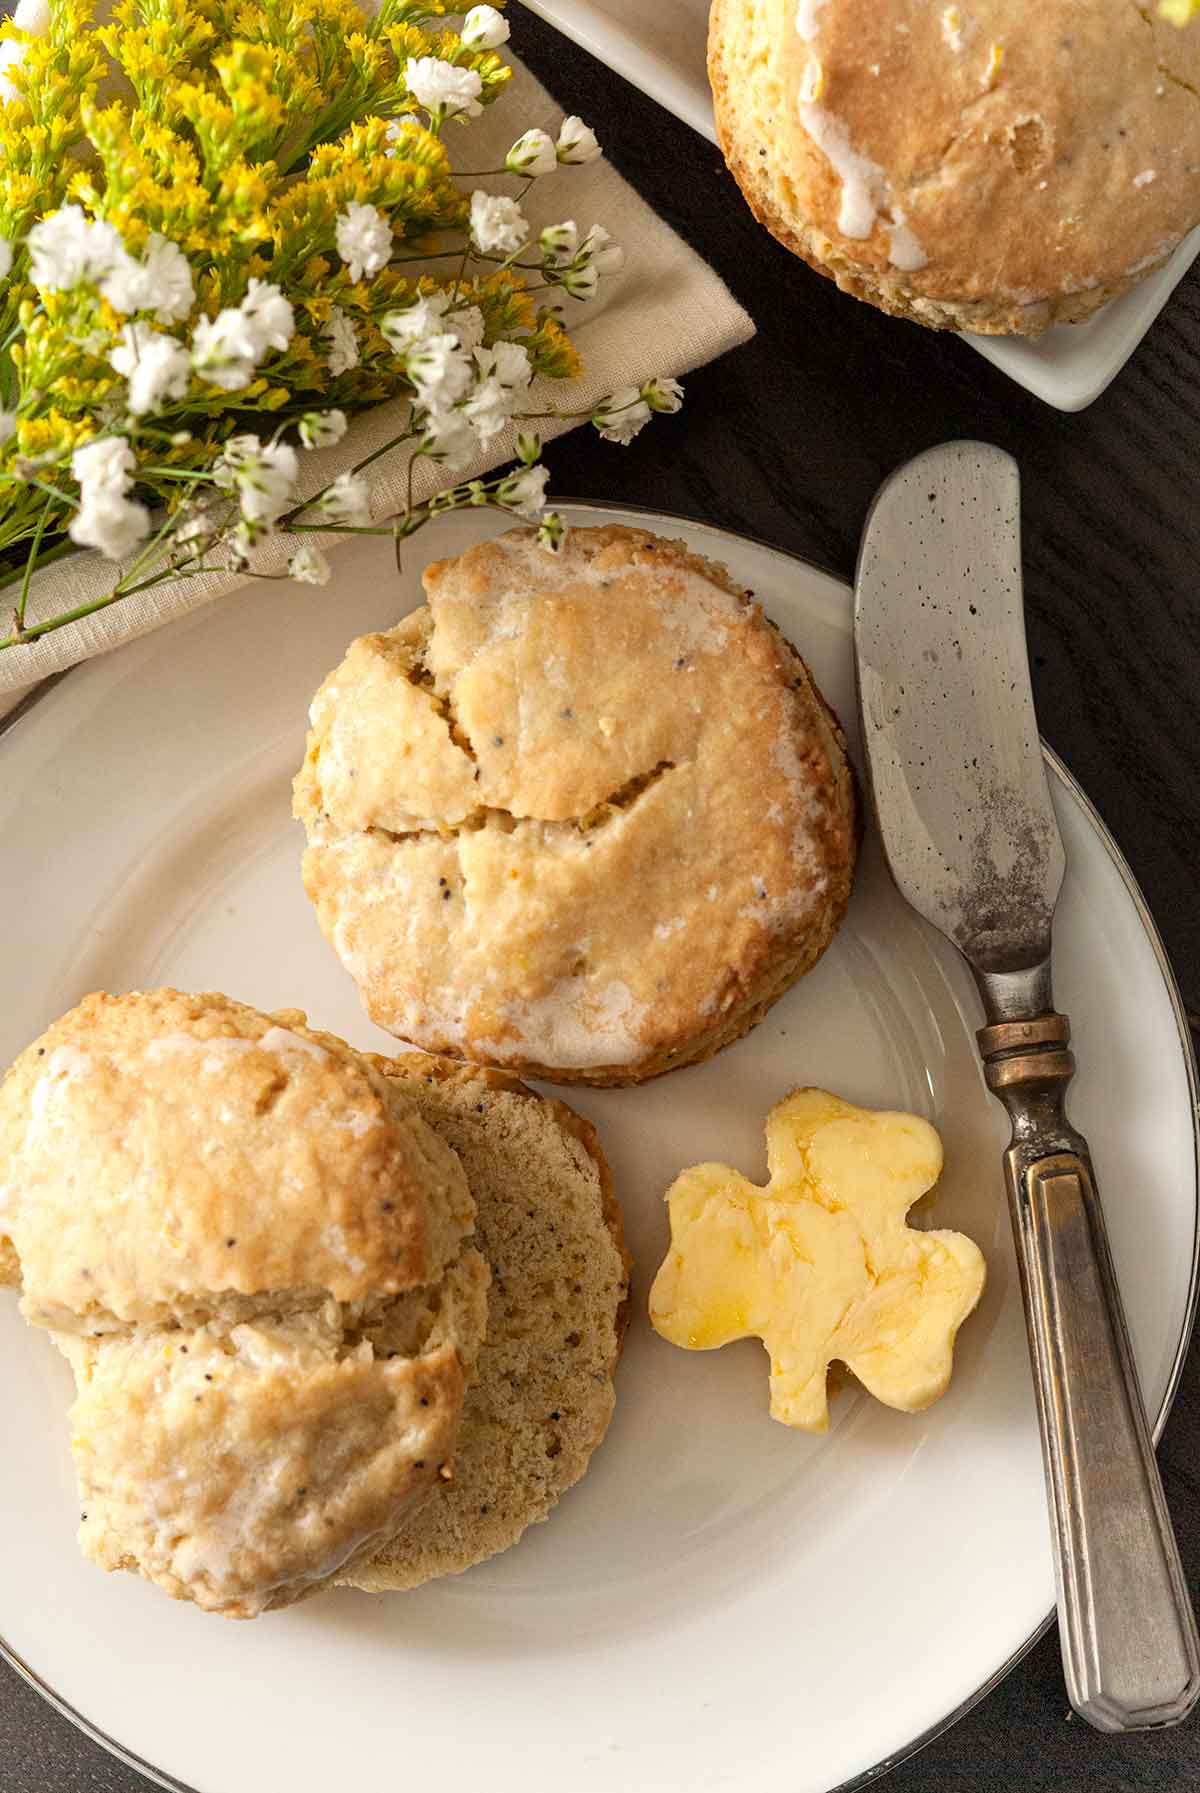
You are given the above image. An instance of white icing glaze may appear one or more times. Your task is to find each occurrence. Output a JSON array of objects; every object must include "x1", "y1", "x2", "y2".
[
  {"x1": 887, "y1": 208, "x2": 929, "y2": 271},
  {"x1": 940, "y1": 6, "x2": 976, "y2": 52},
  {"x1": 795, "y1": 0, "x2": 827, "y2": 41},
  {"x1": 797, "y1": 104, "x2": 886, "y2": 238}
]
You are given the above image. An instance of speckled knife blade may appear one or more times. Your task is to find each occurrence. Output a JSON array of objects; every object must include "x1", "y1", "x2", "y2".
[{"x1": 853, "y1": 440, "x2": 1065, "y2": 976}]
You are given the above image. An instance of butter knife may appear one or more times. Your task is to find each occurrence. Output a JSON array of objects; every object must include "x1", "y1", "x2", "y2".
[{"x1": 853, "y1": 440, "x2": 1200, "y2": 1732}]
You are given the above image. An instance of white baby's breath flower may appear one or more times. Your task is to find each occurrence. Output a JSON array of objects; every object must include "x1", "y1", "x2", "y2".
[
  {"x1": 447, "y1": 303, "x2": 486, "y2": 353},
  {"x1": 12, "y1": 0, "x2": 51, "y2": 33},
  {"x1": 335, "y1": 201, "x2": 392, "y2": 284},
  {"x1": 72, "y1": 435, "x2": 135, "y2": 494},
  {"x1": 554, "y1": 223, "x2": 624, "y2": 297},
  {"x1": 191, "y1": 308, "x2": 260, "y2": 391},
  {"x1": 506, "y1": 128, "x2": 557, "y2": 177},
  {"x1": 108, "y1": 322, "x2": 191, "y2": 415},
  {"x1": 643, "y1": 375, "x2": 684, "y2": 413},
  {"x1": 462, "y1": 379, "x2": 512, "y2": 446},
  {"x1": 460, "y1": 4, "x2": 509, "y2": 49},
  {"x1": 537, "y1": 510, "x2": 565, "y2": 552},
  {"x1": 173, "y1": 505, "x2": 218, "y2": 552},
  {"x1": 0, "y1": 40, "x2": 26, "y2": 105},
  {"x1": 469, "y1": 190, "x2": 528, "y2": 256},
  {"x1": 539, "y1": 220, "x2": 578, "y2": 266},
  {"x1": 0, "y1": 0, "x2": 50, "y2": 104},
  {"x1": 592, "y1": 385, "x2": 651, "y2": 445},
  {"x1": 462, "y1": 342, "x2": 532, "y2": 446},
  {"x1": 0, "y1": 240, "x2": 13, "y2": 282},
  {"x1": 556, "y1": 115, "x2": 601, "y2": 164},
  {"x1": 100, "y1": 235, "x2": 194, "y2": 323},
  {"x1": 299, "y1": 409, "x2": 349, "y2": 449},
  {"x1": 240, "y1": 278, "x2": 294, "y2": 354},
  {"x1": 498, "y1": 463, "x2": 549, "y2": 519},
  {"x1": 27, "y1": 205, "x2": 123, "y2": 292},
  {"x1": 316, "y1": 470, "x2": 372, "y2": 525},
  {"x1": 215, "y1": 436, "x2": 299, "y2": 525},
  {"x1": 580, "y1": 225, "x2": 624, "y2": 274},
  {"x1": 558, "y1": 260, "x2": 598, "y2": 300},
  {"x1": 289, "y1": 542, "x2": 332, "y2": 586},
  {"x1": 420, "y1": 410, "x2": 477, "y2": 470},
  {"x1": 407, "y1": 333, "x2": 474, "y2": 416},
  {"x1": 404, "y1": 56, "x2": 484, "y2": 122},
  {"x1": 478, "y1": 339, "x2": 533, "y2": 390},
  {"x1": 69, "y1": 491, "x2": 151, "y2": 560},
  {"x1": 380, "y1": 292, "x2": 450, "y2": 354},
  {"x1": 0, "y1": 410, "x2": 17, "y2": 444},
  {"x1": 324, "y1": 306, "x2": 359, "y2": 376}
]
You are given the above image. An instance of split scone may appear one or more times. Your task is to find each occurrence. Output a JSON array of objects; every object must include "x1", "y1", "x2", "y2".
[
  {"x1": 345, "y1": 1054, "x2": 630, "y2": 1591},
  {"x1": 710, "y1": 0, "x2": 1200, "y2": 335},
  {"x1": 294, "y1": 524, "x2": 857, "y2": 1086},
  {"x1": 0, "y1": 990, "x2": 489, "y2": 1618}
]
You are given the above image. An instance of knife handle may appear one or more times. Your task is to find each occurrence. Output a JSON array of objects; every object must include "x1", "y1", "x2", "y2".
[{"x1": 978, "y1": 1011, "x2": 1200, "y2": 1732}]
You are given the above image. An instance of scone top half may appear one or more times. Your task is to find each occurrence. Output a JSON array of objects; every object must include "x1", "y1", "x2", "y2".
[
  {"x1": 0, "y1": 990, "x2": 489, "y2": 1618},
  {"x1": 295, "y1": 524, "x2": 857, "y2": 1086},
  {"x1": 711, "y1": 0, "x2": 1200, "y2": 334},
  {"x1": 0, "y1": 988, "x2": 474, "y2": 1334}
]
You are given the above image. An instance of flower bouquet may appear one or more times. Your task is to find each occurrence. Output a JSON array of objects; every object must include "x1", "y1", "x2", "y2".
[{"x1": 0, "y1": 0, "x2": 681, "y2": 651}]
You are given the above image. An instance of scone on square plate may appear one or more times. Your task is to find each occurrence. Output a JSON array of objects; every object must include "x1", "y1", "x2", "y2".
[
  {"x1": 710, "y1": 0, "x2": 1200, "y2": 336},
  {"x1": 294, "y1": 523, "x2": 857, "y2": 1086}
]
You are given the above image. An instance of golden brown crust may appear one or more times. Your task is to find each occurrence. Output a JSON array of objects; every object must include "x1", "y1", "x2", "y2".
[
  {"x1": 295, "y1": 524, "x2": 857, "y2": 1086},
  {"x1": 710, "y1": 0, "x2": 1200, "y2": 336}
]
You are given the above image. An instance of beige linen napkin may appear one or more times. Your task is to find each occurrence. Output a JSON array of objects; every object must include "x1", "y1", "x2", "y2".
[{"x1": 0, "y1": 55, "x2": 753, "y2": 715}]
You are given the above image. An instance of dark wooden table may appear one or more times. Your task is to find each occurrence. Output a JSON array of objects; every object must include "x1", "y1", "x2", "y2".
[{"x1": 4, "y1": 9, "x2": 1200, "y2": 1789}]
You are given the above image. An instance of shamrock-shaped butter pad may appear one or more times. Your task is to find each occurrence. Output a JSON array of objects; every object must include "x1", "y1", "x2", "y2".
[{"x1": 649, "y1": 1089, "x2": 986, "y2": 1431}]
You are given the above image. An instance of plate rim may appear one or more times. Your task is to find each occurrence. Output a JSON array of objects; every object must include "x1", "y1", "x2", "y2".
[{"x1": 0, "y1": 497, "x2": 1196, "y2": 1793}]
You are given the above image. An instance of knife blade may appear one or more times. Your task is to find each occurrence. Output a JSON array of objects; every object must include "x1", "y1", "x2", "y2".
[
  {"x1": 854, "y1": 440, "x2": 1200, "y2": 1734},
  {"x1": 855, "y1": 441, "x2": 1063, "y2": 989}
]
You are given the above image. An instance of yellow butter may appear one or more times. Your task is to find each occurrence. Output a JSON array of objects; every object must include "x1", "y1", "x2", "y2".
[{"x1": 648, "y1": 1089, "x2": 985, "y2": 1432}]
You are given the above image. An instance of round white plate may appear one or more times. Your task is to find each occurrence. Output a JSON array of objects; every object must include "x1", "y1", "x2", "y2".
[{"x1": 0, "y1": 502, "x2": 1196, "y2": 1793}]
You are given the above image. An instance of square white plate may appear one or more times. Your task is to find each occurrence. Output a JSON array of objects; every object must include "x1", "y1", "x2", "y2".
[{"x1": 521, "y1": 0, "x2": 1200, "y2": 410}]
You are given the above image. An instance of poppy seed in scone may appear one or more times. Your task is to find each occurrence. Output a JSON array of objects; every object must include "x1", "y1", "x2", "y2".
[
  {"x1": 0, "y1": 989, "x2": 490, "y2": 1618},
  {"x1": 710, "y1": 0, "x2": 1200, "y2": 336},
  {"x1": 293, "y1": 524, "x2": 857, "y2": 1086}
]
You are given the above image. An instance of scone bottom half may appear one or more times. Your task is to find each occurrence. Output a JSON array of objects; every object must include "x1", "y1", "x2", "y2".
[
  {"x1": 0, "y1": 989, "x2": 490, "y2": 1618},
  {"x1": 294, "y1": 523, "x2": 858, "y2": 1086}
]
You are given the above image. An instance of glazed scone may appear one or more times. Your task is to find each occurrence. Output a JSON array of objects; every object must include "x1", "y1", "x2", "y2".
[
  {"x1": 344, "y1": 1054, "x2": 629, "y2": 1591},
  {"x1": 0, "y1": 991, "x2": 490, "y2": 1618},
  {"x1": 710, "y1": 0, "x2": 1200, "y2": 335},
  {"x1": 294, "y1": 524, "x2": 857, "y2": 1085}
]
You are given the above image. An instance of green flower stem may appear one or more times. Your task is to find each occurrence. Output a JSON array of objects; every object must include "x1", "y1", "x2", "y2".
[
  {"x1": 349, "y1": 427, "x2": 417, "y2": 479},
  {"x1": 283, "y1": 521, "x2": 396, "y2": 535},
  {"x1": 0, "y1": 584, "x2": 127, "y2": 649},
  {"x1": 13, "y1": 494, "x2": 54, "y2": 636}
]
